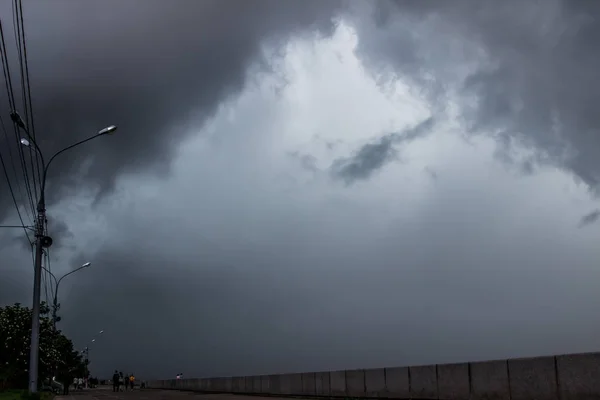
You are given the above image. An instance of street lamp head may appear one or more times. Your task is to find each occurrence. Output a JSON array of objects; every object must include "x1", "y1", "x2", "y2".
[
  {"x1": 91, "y1": 339, "x2": 95, "y2": 343},
  {"x1": 82, "y1": 262, "x2": 91, "y2": 268},
  {"x1": 20, "y1": 138, "x2": 30, "y2": 147},
  {"x1": 98, "y1": 125, "x2": 117, "y2": 135},
  {"x1": 99, "y1": 330, "x2": 104, "y2": 334}
]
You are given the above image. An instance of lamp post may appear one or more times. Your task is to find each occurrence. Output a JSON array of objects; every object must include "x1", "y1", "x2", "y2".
[
  {"x1": 43, "y1": 261, "x2": 91, "y2": 382},
  {"x1": 82, "y1": 330, "x2": 104, "y2": 388},
  {"x1": 43, "y1": 261, "x2": 92, "y2": 329},
  {"x1": 11, "y1": 111, "x2": 117, "y2": 394}
]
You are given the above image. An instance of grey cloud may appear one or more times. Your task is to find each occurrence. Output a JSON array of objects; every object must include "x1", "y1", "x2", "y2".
[
  {"x1": 0, "y1": 0, "x2": 343, "y2": 224},
  {"x1": 288, "y1": 151, "x2": 320, "y2": 174},
  {"x1": 424, "y1": 166, "x2": 438, "y2": 181},
  {"x1": 330, "y1": 116, "x2": 434, "y2": 184},
  {"x1": 54, "y1": 156, "x2": 600, "y2": 379},
  {"x1": 331, "y1": 132, "x2": 397, "y2": 184},
  {"x1": 350, "y1": 0, "x2": 600, "y2": 192},
  {"x1": 579, "y1": 209, "x2": 600, "y2": 228},
  {"x1": 45, "y1": 215, "x2": 73, "y2": 250}
]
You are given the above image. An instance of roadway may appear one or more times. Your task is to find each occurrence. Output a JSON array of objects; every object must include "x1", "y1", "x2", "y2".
[{"x1": 56, "y1": 388, "x2": 287, "y2": 400}]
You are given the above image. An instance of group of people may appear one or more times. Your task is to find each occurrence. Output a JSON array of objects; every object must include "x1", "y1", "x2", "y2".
[
  {"x1": 73, "y1": 377, "x2": 85, "y2": 391},
  {"x1": 59, "y1": 376, "x2": 88, "y2": 395},
  {"x1": 111, "y1": 371, "x2": 136, "y2": 392}
]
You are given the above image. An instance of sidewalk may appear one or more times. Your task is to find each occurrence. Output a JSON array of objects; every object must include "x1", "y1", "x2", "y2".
[{"x1": 56, "y1": 389, "x2": 292, "y2": 400}]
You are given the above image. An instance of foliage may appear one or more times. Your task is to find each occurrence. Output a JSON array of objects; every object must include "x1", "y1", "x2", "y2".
[
  {"x1": 0, "y1": 390, "x2": 53, "y2": 400},
  {"x1": 0, "y1": 302, "x2": 85, "y2": 390}
]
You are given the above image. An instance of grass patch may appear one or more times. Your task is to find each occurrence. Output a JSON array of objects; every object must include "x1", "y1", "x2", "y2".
[{"x1": 0, "y1": 390, "x2": 54, "y2": 400}]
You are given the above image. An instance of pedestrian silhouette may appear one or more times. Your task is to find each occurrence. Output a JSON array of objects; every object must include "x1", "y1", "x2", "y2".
[{"x1": 112, "y1": 370, "x2": 120, "y2": 392}]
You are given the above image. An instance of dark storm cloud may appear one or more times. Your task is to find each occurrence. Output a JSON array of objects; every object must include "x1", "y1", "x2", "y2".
[
  {"x1": 330, "y1": 116, "x2": 434, "y2": 184},
  {"x1": 0, "y1": 0, "x2": 343, "y2": 223},
  {"x1": 351, "y1": 0, "x2": 600, "y2": 192},
  {"x1": 579, "y1": 209, "x2": 600, "y2": 228},
  {"x1": 331, "y1": 132, "x2": 398, "y2": 184}
]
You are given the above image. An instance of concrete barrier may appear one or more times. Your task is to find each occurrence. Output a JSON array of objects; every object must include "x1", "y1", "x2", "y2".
[
  {"x1": 470, "y1": 359, "x2": 509, "y2": 400},
  {"x1": 409, "y1": 365, "x2": 437, "y2": 399},
  {"x1": 385, "y1": 366, "x2": 409, "y2": 398},
  {"x1": 301, "y1": 372, "x2": 316, "y2": 396},
  {"x1": 224, "y1": 377, "x2": 232, "y2": 392},
  {"x1": 345, "y1": 369, "x2": 365, "y2": 397},
  {"x1": 148, "y1": 351, "x2": 600, "y2": 399},
  {"x1": 556, "y1": 352, "x2": 600, "y2": 400},
  {"x1": 315, "y1": 371, "x2": 330, "y2": 396},
  {"x1": 508, "y1": 356, "x2": 558, "y2": 400},
  {"x1": 437, "y1": 363, "x2": 469, "y2": 400},
  {"x1": 230, "y1": 376, "x2": 240, "y2": 392},
  {"x1": 279, "y1": 373, "x2": 292, "y2": 395},
  {"x1": 244, "y1": 376, "x2": 252, "y2": 392},
  {"x1": 329, "y1": 370, "x2": 346, "y2": 397},
  {"x1": 364, "y1": 368, "x2": 385, "y2": 397},
  {"x1": 260, "y1": 375, "x2": 272, "y2": 393},
  {"x1": 252, "y1": 375, "x2": 261, "y2": 393},
  {"x1": 290, "y1": 373, "x2": 303, "y2": 395}
]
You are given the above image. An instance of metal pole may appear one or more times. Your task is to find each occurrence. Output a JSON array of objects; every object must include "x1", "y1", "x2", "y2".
[
  {"x1": 10, "y1": 111, "x2": 116, "y2": 394},
  {"x1": 87, "y1": 348, "x2": 89, "y2": 388},
  {"x1": 52, "y1": 294, "x2": 58, "y2": 329},
  {"x1": 51, "y1": 264, "x2": 90, "y2": 329},
  {"x1": 28, "y1": 206, "x2": 45, "y2": 393},
  {"x1": 84, "y1": 347, "x2": 89, "y2": 388}
]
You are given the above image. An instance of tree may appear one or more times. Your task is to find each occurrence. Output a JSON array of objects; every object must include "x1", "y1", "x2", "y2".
[{"x1": 0, "y1": 302, "x2": 85, "y2": 389}]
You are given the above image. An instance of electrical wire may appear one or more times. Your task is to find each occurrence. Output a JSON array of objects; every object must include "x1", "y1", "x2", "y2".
[
  {"x1": 0, "y1": 106, "x2": 33, "y2": 223},
  {"x1": 16, "y1": 0, "x2": 41, "y2": 185},
  {"x1": 0, "y1": 132, "x2": 31, "y2": 243},
  {"x1": 0, "y1": 18, "x2": 36, "y2": 219},
  {"x1": 0, "y1": 20, "x2": 33, "y2": 243},
  {"x1": 13, "y1": 0, "x2": 41, "y2": 197}
]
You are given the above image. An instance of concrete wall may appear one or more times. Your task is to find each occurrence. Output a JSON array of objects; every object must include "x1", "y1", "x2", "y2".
[{"x1": 146, "y1": 351, "x2": 600, "y2": 399}]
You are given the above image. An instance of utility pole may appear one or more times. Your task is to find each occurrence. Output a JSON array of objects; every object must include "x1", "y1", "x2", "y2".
[
  {"x1": 83, "y1": 347, "x2": 90, "y2": 384},
  {"x1": 10, "y1": 111, "x2": 117, "y2": 393},
  {"x1": 28, "y1": 176, "x2": 51, "y2": 394}
]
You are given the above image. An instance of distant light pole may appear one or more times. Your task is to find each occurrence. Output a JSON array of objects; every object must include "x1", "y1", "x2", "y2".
[
  {"x1": 42, "y1": 261, "x2": 92, "y2": 329},
  {"x1": 11, "y1": 111, "x2": 117, "y2": 394},
  {"x1": 82, "y1": 330, "x2": 104, "y2": 388},
  {"x1": 43, "y1": 261, "x2": 91, "y2": 382}
]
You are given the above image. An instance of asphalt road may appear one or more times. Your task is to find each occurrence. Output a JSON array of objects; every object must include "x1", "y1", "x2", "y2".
[{"x1": 56, "y1": 388, "x2": 286, "y2": 400}]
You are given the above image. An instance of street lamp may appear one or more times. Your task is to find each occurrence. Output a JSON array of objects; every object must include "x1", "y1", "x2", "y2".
[
  {"x1": 43, "y1": 261, "x2": 92, "y2": 384},
  {"x1": 42, "y1": 261, "x2": 93, "y2": 328},
  {"x1": 82, "y1": 330, "x2": 104, "y2": 387},
  {"x1": 10, "y1": 110, "x2": 117, "y2": 394}
]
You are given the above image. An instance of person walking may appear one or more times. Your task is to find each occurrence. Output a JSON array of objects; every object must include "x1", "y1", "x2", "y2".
[
  {"x1": 129, "y1": 374, "x2": 135, "y2": 390},
  {"x1": 57, "y1": 367, "x2": 72, "y2": 395},
  {"x1": 121, "y1": 372, "x2": 127, "y2": 391},
  {"x1": 112, "y1": 370, "x2": 120, "y2": 392}
]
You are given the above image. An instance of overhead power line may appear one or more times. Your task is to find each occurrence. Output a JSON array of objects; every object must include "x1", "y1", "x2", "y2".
[
  {"x1": 0, "y1": 2, "x2": 42, "y2": 245},
  {"x1": 13, "y1": 0, "x2": 41, "y2": 195},
  {"x1": 0, "y1": 142, "x2": 31, "y2": 243},
  {"x1": 0, "y1": 18, "x2": 36, "y2": 219}
]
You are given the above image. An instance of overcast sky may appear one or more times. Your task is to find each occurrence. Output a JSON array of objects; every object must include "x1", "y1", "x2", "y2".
[{"x1": 1, "y1": 0, "x2": 600, "y2": 381}]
